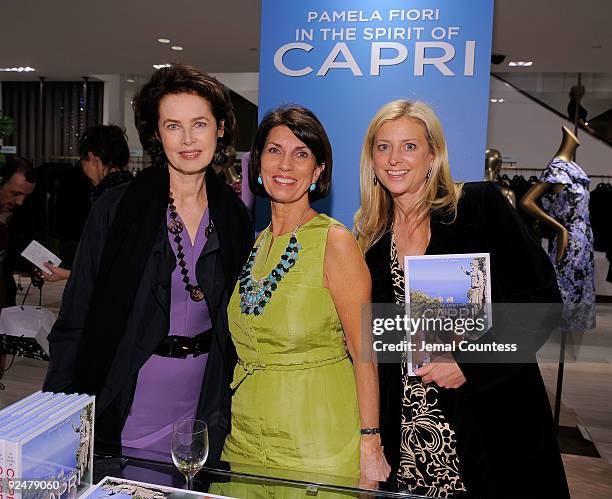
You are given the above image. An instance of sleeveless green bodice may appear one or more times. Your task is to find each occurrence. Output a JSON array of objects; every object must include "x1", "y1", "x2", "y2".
[{"x1": 222, "y1": 214, "x2": 360, "y2": 478}]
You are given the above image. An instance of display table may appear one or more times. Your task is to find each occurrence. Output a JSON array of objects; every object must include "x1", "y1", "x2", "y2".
[{"x1": 94, "y1": 447, "x2": 428, "y2": 498}]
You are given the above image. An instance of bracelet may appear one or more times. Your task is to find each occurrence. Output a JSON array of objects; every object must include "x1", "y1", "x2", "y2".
[{"x1": 360, "y1": 427, "x2": 380, "y2": 435}]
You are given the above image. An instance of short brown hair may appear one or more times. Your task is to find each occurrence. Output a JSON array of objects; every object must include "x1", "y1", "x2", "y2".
[
  {"x1": 133, "y1": 64, "x2": 236, "y2": 166},
  {"x1": 249, "y1": 105, "x2": 332, "y2": 202}
]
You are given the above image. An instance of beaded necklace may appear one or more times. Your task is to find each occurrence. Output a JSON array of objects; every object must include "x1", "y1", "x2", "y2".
[
  {"x1": 167, "y1": 192, "x2": 213, "y2": 302},
  {"x1": 238, "y1": 210, "x2": 310, "y2": 315}
]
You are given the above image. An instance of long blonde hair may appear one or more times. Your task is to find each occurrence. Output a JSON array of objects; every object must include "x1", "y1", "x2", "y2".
[{"x1": 354, "y1": 100, "x2": 462, "y2": 253}]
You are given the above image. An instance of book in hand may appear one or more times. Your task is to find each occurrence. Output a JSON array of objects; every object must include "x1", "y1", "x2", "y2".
[
  {"x1": 0, "y1": 391, "x2": 95, "y2": 499},
  {"x1": 404, "y1": 253, "x2": 492, "y2": 375},
  {"x1": 82, "y1": 476, "x2": 235, "y2": 499}
]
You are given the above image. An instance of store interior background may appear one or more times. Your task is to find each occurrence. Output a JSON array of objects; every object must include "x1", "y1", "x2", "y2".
[{"x1": 1, "y1": 0, "x2": 611, "y2": 497}]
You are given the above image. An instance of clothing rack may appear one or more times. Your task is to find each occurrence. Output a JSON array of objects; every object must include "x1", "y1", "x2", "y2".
[{"x1": 499, "y1": 166, "x2": 612, "y2": 182}]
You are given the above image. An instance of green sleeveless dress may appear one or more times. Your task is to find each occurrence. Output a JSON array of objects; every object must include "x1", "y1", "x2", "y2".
[{"x1": 222, "y1": 213, "x2": 360, "y2": 479}]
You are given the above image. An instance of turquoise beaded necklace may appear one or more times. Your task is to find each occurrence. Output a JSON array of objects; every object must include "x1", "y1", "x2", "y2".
[{"x1": 238, "y1": 210, "x2": 309, "y2": 316}]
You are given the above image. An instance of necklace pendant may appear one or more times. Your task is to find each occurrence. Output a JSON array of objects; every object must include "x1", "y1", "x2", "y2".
[
  {"x1": 189, "y1": 285, "x2": 205, "y2": 302},
  {"x1": 167, "y1": 219, "x2": 184, "y2": 235},
  {"x1": 238, "y1": 228, "x2": 303, "y2": 316}
]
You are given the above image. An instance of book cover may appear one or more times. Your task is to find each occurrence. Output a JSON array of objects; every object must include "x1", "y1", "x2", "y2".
[
  {"x1": 2, "y1": 394, "x2": 78, "y2": 437},
  {"x1": 404, "y1": 253, "x2": 492, "y2": 374},
  {"x1": 0, "y1": 393, "x2": 54, "y2": 426},
  {"x1": 0, "y1": 391, "x2": 45, "y2": 419},
  {"x1": 1, "y1": 392, "x2": 56, "y2": 490},
  {"x1": 82, "y1": 476, "x2": 234, "y2": 499},
  {"x1": 3, "y1": 394, "x2": 95, "y2": 499}
]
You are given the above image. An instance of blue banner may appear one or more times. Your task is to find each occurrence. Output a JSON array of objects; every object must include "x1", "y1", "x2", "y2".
[{"x1": 259, "y1": 0, "x2": 494, "y2": 227}]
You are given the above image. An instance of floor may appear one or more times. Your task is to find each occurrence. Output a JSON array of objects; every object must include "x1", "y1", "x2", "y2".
[{"x1": 1, "y1": 278, "x2": 612, "y2": 498}]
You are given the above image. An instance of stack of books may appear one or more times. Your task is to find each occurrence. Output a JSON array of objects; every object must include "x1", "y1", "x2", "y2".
[{"x1": 0, "y1": 391, "x2": 95, "y2": 498}]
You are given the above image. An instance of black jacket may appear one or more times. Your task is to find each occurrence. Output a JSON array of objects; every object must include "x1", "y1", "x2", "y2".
[
  {"x1": 366, "y1": 182, "x2": 569, "y2": 498},
  {"x1": 43, "y1": 170, "x2": 253, "y2": 462}
]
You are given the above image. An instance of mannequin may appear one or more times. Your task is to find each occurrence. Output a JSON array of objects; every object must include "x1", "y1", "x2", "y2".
[
  {"x1": 519, "y1": 127, "x2": 578, "y2": 263},
  {"x1": 520, "y1": 125, "x2": 595, "y2": 334},
  {"x1": 485, "y1": 148, "x2": 516, "y2": 208},
  {"x1": 520, "y1": 126, "x2": 596, "y2": 430}
]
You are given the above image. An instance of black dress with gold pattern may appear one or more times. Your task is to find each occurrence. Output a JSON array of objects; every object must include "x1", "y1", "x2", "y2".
[{"x1": 390, "y1": 232, "x2": 466, "y2": 498}]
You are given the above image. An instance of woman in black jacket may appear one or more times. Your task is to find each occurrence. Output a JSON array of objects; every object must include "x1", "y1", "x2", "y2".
[
  {"x1": 40, "y1": 124, "x2": 133, "y2": 283},
  {"x1": 354, "y1": 100, "x2": 568, "y2": 498},
  {"x1": 44, "y1": 64, "x2": 253, "y2": 462}
]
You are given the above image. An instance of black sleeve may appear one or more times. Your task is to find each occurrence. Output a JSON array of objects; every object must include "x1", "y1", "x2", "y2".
[
  {"x1": 43, "y1": 196, "x2": 114, "y2": 392},
  {"x1": 567, "y1": 100, "x2": 576, "y2": 122},
  {"x1": 456, "y1": 183, "x2": 561, "y2": 392}
]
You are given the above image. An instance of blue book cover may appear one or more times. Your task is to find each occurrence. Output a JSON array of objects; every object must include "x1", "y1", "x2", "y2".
[
  {"x1": 404, "y1": 253, "x2": 492, "y2": 374},
  {"x1": 0, "y1": 391, "x2": 45, "y2": 419},
  {"x1": 2, "y1": 394, "x2": 79, "y2": 438},
  {"x1": 0, "y1": 393, "x2": 54, "y2": 427},
  {"x1": 4, "y1": 395, "x2": 95, "y2": 499},
  {"x1": 1, "y1": 392, "x2": 64, "y2": 490},
  {"x1": 82, "y1": 476, "x2": 233, "y2": 499}
]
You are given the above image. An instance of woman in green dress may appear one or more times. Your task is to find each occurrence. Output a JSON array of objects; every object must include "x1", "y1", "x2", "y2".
[{"x1": 221, "y1": 105, "x2": 390, "y2": 483}]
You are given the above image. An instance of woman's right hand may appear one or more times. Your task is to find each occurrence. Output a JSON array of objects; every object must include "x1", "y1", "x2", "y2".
[
  {"x1": 39, "y1": 263, "x2": 71, "y2": 282},
  {"x1": 359, "y1": 433, "x2": 391, "y2": 488},
  {"x1": 555, "y1": 227, "x2": 569, "y2": 264}
]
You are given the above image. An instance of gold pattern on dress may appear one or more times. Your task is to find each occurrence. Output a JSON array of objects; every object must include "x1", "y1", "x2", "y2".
[{"x1": 390, "y1": 232, "x2": 466, "y2": 497}]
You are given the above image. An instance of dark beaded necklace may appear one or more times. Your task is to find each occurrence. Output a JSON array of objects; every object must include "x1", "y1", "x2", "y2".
[
  {"x1": 167, "y1": 192, "x2": 211, "y2": 302},
  {"x1": 238, "y1": 210, "x2": 309, "y2": 316}
]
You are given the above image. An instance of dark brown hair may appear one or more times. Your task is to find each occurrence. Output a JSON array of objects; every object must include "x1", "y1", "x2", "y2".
[
  {"x1": 0, "y1": 156, "x2": 35, "y2": 185},
  {"x1": 133, "y1": 64, "x2": 236, "y2": 166},
  {"x1": 249, "y1": 105, "x2": 332, "y2": 201},
  {"x1": 79, "y1": 124, "x2": 130, "y2": 168}
]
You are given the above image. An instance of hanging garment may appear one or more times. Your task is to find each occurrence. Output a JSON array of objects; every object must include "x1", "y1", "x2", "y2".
[
  {"x1": 540, "y1": 159, "x2": 596, "y2": 331},
  {"x1": 589, "y1": 182, "x2": 612, "y2": 283}
]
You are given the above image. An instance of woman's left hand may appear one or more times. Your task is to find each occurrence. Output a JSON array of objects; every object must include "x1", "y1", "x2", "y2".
[
  {"x1": 360, "y1": 434, "x2": 391, "y2": 486},
  {"x1": 415, "y1": 361, "x2": 466, "y2": 388}
]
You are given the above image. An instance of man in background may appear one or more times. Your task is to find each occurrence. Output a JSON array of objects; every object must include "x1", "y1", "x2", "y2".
[
  {"x1": 0, "y1": 155, "x2": 36, "y2": 307},
  {"x1": 0, "y1": 156, "x2": 36, "y2": 379}
]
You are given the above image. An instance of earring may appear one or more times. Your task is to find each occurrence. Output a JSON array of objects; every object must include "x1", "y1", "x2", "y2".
[
  {"x1": 373, "y1": 176, "x2": 378, "y2": 186},
  {"x1": 309, "y1": 182, "x2": 316, "y2": 192},
  {"x1": 257, "y1": 175, "x2": 263, "y2": 185},
  {"x1": 426, "y1": 167, "x2": 432, "y2": 181}
]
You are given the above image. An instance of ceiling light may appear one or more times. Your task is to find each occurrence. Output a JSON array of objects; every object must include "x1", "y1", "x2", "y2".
[
  {"x1": 153, "y1": 64, "x2": 172, "y2": 69},
  {"x1": 508, "y1": 61, "x2": 533, "y2": 67},
  {"x1": 0, "y1": 66, "x2": 35, "y2": 72},
  {"x1": 158, "y1": 38, "x2": 170, "y2": 44},
  {"x1": 126, "y1": 78, "x2": 135, "y2": 83},
  {"x1": 171, "y1": 46, "x2": 183, "y2": 51},
  {"x1": 490, "y1": 98, "x2": 498, "y2": 103},
  {"x1": 498, "y1": 99, "x2": 505, "y2": 103}
]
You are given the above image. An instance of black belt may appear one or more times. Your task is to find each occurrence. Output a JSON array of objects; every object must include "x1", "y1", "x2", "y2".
[{"x1": 153, "y1": 329, "x2": 213, "y2": 359}]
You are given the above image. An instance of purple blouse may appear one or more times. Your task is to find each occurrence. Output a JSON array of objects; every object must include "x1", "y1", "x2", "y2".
[{"x1": 121, "y1": 209, "x2": 212, "y2": 454}]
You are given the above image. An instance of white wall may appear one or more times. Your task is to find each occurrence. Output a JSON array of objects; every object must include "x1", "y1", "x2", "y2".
[
  {"x1": 496, "y1": 72, "x2": 612, "y2": 121},
  {"x1": 92, "y1": 74, "x2": 125, "y2": 127},
  {"x1": 123, "y1": 84, "x2": 142, "y2": 156},
  {"x1": 487, "y1": 77, "x2": 612, "y2": 176},
  {"x1": 209, "y1": 73, "x2": 259, "y2": 105}
]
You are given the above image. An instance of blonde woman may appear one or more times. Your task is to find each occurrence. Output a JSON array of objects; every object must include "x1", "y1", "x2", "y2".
[{"x1": 355, "y1": 100, "x2": 569, "y2": 498}]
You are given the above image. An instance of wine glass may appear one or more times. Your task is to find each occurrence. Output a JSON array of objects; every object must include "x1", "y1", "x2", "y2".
[{"x1": 171, "y1": 419, "x2": 209, "y2": 490}]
